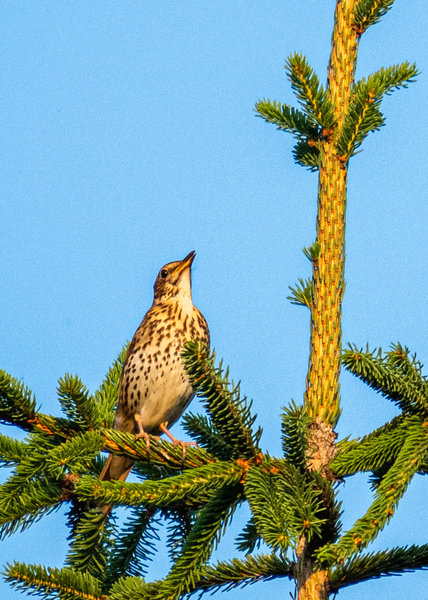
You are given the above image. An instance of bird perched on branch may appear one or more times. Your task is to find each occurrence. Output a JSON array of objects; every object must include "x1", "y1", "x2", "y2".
[{"x1": 100, "y1": 251, "x2": 210, "y2": 483}]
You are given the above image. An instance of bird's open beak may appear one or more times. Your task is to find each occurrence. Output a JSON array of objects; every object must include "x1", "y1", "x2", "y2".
[{"x1": 173, "y1": 250, "x2": 196, "y2": 275}]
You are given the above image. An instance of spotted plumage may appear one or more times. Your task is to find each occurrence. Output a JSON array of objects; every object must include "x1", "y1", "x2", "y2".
[{"x1": 100, "y1": 251, "x2": 209, "y2": 482}]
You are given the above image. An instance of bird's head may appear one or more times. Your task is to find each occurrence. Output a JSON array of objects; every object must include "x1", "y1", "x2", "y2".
[{"x1": 153, "y1": 250, "x2": 196, "y2": 304}]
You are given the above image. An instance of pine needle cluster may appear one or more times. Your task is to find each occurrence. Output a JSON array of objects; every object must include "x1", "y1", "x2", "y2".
[
  {"x1": 1, "y1": 340, "x2": 426, "y2": 598},
  {"x1": 256, "y1": 6, "x2": 417, "y2": 170}
]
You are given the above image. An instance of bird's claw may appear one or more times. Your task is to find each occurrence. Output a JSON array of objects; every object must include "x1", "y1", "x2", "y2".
[
  {"x1": 172, "y1": 439, "x2": 198, "y2": 460},
  {"x1": 135, "y1": 430, "x2": 151, "y2": 452},
  {"x1": 158, "y1": 422, "x2": 198, "y2": 460}
]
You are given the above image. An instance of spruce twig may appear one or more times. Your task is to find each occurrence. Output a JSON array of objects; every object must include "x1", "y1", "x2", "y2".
[
  {"x1": 196, "y1": 553, "x2": 294, "y2": 593},
  {"x1": 74, "y1": 462, "x2": 243, "y2": 509},
  {"x1": 342, "y1": 344, "x2": 428, "y2": 416},
  {"x1": 182, "y1": 341, "x2": 262, "y2": 459},
  {"x1": 331, "y1": 415, "x2": 412, "y2": 477},
  {"x1": 154, "y1": 484, "x2": 242, "y2": 600},
  {"x1": 318, "y1": 420, "x2": 428, "y2": 564},
  {"x1": 4, "y1": 562, "x2": 104, "y2": 600},
  {"x1": 105, "y1": 507, "x2": 160, "y2": 585},
  {"x1": 329, "y1": 544, "x2": 428, "y2": 591}
]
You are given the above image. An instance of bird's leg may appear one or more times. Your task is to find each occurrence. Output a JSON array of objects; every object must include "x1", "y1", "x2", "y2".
[
  {"x1": 134, "y1": 414, "x2": 151, "y2": 452},
  {"x1": 158, "y1": 422, "x2": 197, "y2": 459},
  {"x1": 133, "y1": 415, "x2": 174, "y2": 462}
]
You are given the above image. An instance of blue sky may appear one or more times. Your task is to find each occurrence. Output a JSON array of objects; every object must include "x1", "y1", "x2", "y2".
[{"x1": 0, "y1": 2, "x2": 427, "y2": 598}]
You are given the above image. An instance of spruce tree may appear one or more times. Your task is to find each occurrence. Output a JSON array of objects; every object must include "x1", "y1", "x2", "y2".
[{"x1": 1, "y1": 2, "x2": 427, "y2": 599}]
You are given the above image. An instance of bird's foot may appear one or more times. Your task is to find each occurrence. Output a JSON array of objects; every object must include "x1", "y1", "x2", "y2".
[
  {"x1": 159, "y1": 422, "x2": 197, "y2": 460},
  {"x1": 135, "y1": 430, "x2": 151, "y2": 452},
  {"x1": 134, "y1": 414, "x2": 152, "y2": 452},
  {"x1": 134, "y1": 421, "x2": 172, "y2": 461}
]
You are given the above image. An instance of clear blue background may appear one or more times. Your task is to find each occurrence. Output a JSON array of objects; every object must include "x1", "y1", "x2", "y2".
[{"x1": 1, "y1": 1, "x2": 427, "y2": 598}]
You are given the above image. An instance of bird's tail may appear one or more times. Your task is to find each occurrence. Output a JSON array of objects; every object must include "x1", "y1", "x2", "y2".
[
  {"x1": 99, "y1": 454, "x2": 134, "y2": 482},
  {"x1": 98, "y1": 454, "x2": 134, "y2": 515}
]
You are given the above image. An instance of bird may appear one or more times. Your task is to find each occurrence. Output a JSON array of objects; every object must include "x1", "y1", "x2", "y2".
[{"x1": 99, "y1": 250, "x2": 210, "y2": 483}]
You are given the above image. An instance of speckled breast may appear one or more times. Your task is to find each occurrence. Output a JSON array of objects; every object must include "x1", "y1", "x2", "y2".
[{"x1": 115, "y1": 301, "x2": 209, "y2": 435}]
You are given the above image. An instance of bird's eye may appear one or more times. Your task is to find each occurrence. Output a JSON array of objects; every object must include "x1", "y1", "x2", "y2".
[{"x1": 160, "y1": 269, "x2": 168, "y2": 279}]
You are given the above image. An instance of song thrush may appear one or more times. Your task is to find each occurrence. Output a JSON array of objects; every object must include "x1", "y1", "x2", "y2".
[{"x1": 100, "y1": 251, "x2": 209, "y2": 482}]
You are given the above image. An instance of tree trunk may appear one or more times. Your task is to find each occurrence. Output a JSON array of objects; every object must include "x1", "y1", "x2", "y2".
[{"x1": 301, "y1": 2, "x2": 359, "y2": 598}]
